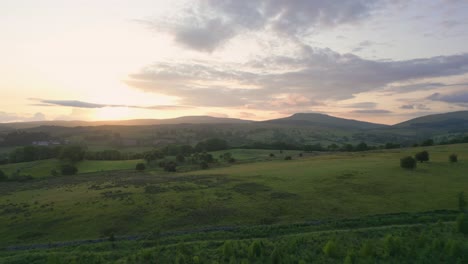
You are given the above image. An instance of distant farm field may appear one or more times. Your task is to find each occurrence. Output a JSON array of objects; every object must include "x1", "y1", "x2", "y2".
[
  {"x1": 0, "y1": 144, "x2": 466, "y2": 248},
  {"x1": 0, "y1": 159, "x2": 144, "y2": 178}
]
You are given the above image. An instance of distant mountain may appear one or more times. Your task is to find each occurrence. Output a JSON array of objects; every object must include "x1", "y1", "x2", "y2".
[
  {"x1": 262, "y1": 113, "x2": 387, "y2": 130},
  {"x1": 393, "y1": 111, "x2": 468, "y2": 129},
  {"x1": 0, "y1": 116, "x2": 252, "y2": 129}
]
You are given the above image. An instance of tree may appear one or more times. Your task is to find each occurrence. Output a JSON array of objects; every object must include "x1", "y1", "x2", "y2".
[
  {"x1": 60, "y1": 164, "x2": 78, "y2": 175},
  {"x1": 414, "y1": 150, "x2": 429, "y2": 163},
  {"x1": 0, "y1": 169, "x2": 7, "y2": 181},
  {"x1": 400, "y1": 156, "x2": 416, "y2": 169},
  {"x1": 355, "y1": 142, "x2": 369, "y2": 151},
  {"x1": 195, "y1": 138, "x2": 228, "y2": 152},
  {"x1": 135, "y1": 163, "x2": 146, "y2": 171},
  {"x1": 421, "y1": 139, "x2": 434, "y2": 146},
  {"x1": 59, "y1": 145, "x2": 86, "y2": 162},
  {"x1": 164, "y1": 161, "x2": 177, "y2": 172},
  {"x1": 449, "y1": 154, "x2": 458, "y2": 163}
]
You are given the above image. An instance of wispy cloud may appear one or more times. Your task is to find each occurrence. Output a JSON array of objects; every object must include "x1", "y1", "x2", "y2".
[
  {"x1": 127, "y1": 48, "x2": 468, "y2": 111},
  {"x1": 143, "y1": 0, "x2": 396, "y2": 52},
  {"x1": 29, "y1": 98, "x2": 192, "y2": 110},
  {"x1": 427, "y1": 91, "x2": 468, "y2": 104}
]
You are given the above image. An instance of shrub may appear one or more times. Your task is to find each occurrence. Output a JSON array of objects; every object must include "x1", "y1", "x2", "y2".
[
  {"x1": 449, "y1": 154, "x2": 458, "y2": 163},
  {"x1": 415, "y1": 150, "x2": 429, "y2": 163},
  {"x1": 284, "y1": 156, "x2": 292, "y2": 160},
  {"x1": 135, "y1": 163, "x2": 146, "y2": 171},
  {"x1": 60, "y1": 164, "x2": 78, "y2": 175},
  {"x1": 456, "y1": 213, "x2": 468, "y2": 235},
  {"x1": 400, "y1": 156, "x2": 416, "y2": 169},
  {"x1": 383, "y1": 235, "x2": 402, "y2": 257},
  {"x1": 323, "y1": 240, "x2": 338, "y2": 258},
  {"x1": 269, "y1": 153, "x2": 275, "y2": 158},
  {"x1": 359, "y1": 241, "x2": 374, "y2": 257},
  {"x1": 248, "y1": 240, "x2": 263, "y2": 258}
]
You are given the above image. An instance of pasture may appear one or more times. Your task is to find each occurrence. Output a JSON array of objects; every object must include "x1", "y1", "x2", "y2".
[
  {"x1": 0, "y1": 144, "x2": 466, "y2": 250},
  {"x1": 0, "y1": 159, "x2": 144, "y2": 178}
]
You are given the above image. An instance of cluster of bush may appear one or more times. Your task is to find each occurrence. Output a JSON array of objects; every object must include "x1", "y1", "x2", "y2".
[{"x1": 401, "y1": 151, "x2": 459, "y2": 169}]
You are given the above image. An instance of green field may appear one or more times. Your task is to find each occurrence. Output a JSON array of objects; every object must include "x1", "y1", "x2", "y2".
[
  {"x1": 0, "y1": 159, "x2": 144, "y2": 178},
  {"x1": 0, "y1": 144, "x2": 466, "y2": 252}
]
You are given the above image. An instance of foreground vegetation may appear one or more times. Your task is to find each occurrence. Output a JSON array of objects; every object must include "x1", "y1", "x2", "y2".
[
  {"x1": 1, "y1": 215, "x2": 467, "y2": 263},
  {"x1": 0, "y1": 144, "x2": 465, "y2": 248}
]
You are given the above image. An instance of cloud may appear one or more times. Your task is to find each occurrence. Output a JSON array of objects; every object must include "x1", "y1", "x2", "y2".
[
  {"x1": 29, "y1": 98, "x2": 191, "y2": 110},
  {"x1": 350, "y1": 109, "x2": 392, "y2": 114},
  {"x1": 205, "y1": 112, "x2": 229, "y2": 118},
  {"x1": 239, "y1": 112, "x2": 256, "y2": 119},
  {"x1": 427, "y1": 91, "x2": 468, "y2": 103},
  {"x1": 127, "y1": 47, "x2": 468, "y2": 110},
  {"x1": 0, "y1": 112, "x2": 46, "y2": 123},
  {"x1": 344, "y1": 102, "x2": 377, "y2": 108},
  {"x1": 352, "y1": 40, "x2": 375, "y2": 53},
  {"x1": 145, "y1": 0, "x2": 395, "y2": 52},
  {"x1": 399, "y1": 104, "x2": 431, "y2": 110}
]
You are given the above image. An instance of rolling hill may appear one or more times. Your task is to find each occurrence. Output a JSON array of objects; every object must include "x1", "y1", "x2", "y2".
[
  {"x1": 262, "y1": 113, "x2": 387, "y2": 129},
  {"x1": 0, "y1": 115, "x2": 251, "y2": 129}
]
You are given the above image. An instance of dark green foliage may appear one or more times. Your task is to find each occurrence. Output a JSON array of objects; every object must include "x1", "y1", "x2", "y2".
[
  {"x1": 450, "y1": 154, "x2": 458, "y2": 163},
  {"x1": 200, "y1": 162, "x2": 209, "y2": 169},
  {"x1": 415, "y1": 150, "x2": 429, "y2": 163},
  {"x1": 222, "y1": 240, "x2": 234, "y2": 259},
  {"x1": 143, "y1": 150, "x2": 164, "y2": 162},
  {"x1": 135, "y1": 163, "x2": 146, "y2": 171},
  {"x1": 456, "y1": 213, "x2": 468, "y2": 235},
  {"x1": 359, "y1": 241, "x2": 374, "y2": 258},
  {"x1": 303, "y1": 143, "x2": 323, "y2": 151},
  {"x1": 59, "y1": 145, "x2": 86, "y2": 162},
  {"x1": 421, "y1": 139, "x2": 434, "y2": 146},
  {"x1": 270, "y1": 246, "x2": 283, "y2": 264},
  {"x1": 195, "y1": 138, "x2": 228, "y2": 152},
  {"x1": 400, "y1": 156, "x2": 417, "y2": 169},
  {"x1": 248, "y1": 240, "x2": 263, "y2": 258},
  {"x1": 85, "y1": 149, "x2": 123, "y2": 160},
  {"x1": 176, "y1": 154, "x2": 185, "y2": 163},
  {"x1": 284, "y1": 156, "x2": 292, "y2": 160},
  {"x1": 1, "y1": 131, "x2": 50, "y2": 146},
  {"x1": 355, "y1": 142, "x2": 369, "y2": 151},
  {"x1": 0, "y1": 169, "x2": 6, "y2": 181},
  {"x1": 163, "y1": 161, "x2": 177, "y2": 172},
  {"x1": 323, "y1": 240, "x2": 339, "y2": 258},
  {"x1": 459, "y1": 192, "x2": 467, "y2": 212},
  {"x1": 385, "y1": 142, "x2": 400, "y2": 149},
  {"x1": 382, "y1": 234, "x2": 402, "y2": 257},
  {"x1": 8, "y1": 145, "x2": 61, "y2": 163},
  {"x1": 60, "y1": 164, "x2": 78, "y2": 175},
  {"x1": 269, "y1": 153, "x2": 275, "y2": 157}
]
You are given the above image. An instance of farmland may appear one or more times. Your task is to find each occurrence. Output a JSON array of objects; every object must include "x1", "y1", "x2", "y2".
[{"x1": 0, "y1": 144, "x2": 466, "y2": 263}]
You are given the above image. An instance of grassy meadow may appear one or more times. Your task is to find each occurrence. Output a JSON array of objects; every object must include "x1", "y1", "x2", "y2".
[
  {"x1": 0, "y1": 143, "x2": 466, "y2": 252},
  {"x1": 0, "y1": 159, "x2": 144, "y2": 178}
]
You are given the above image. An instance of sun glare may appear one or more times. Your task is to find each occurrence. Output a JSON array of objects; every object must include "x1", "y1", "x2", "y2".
[{"x1": 95, "y1": 107, "x2": 131, "y2": 121}]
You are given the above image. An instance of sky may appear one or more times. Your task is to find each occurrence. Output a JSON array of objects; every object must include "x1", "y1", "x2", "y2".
[{"x1": 1, "y1": 0, "x2": 468, "y2": 125}]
